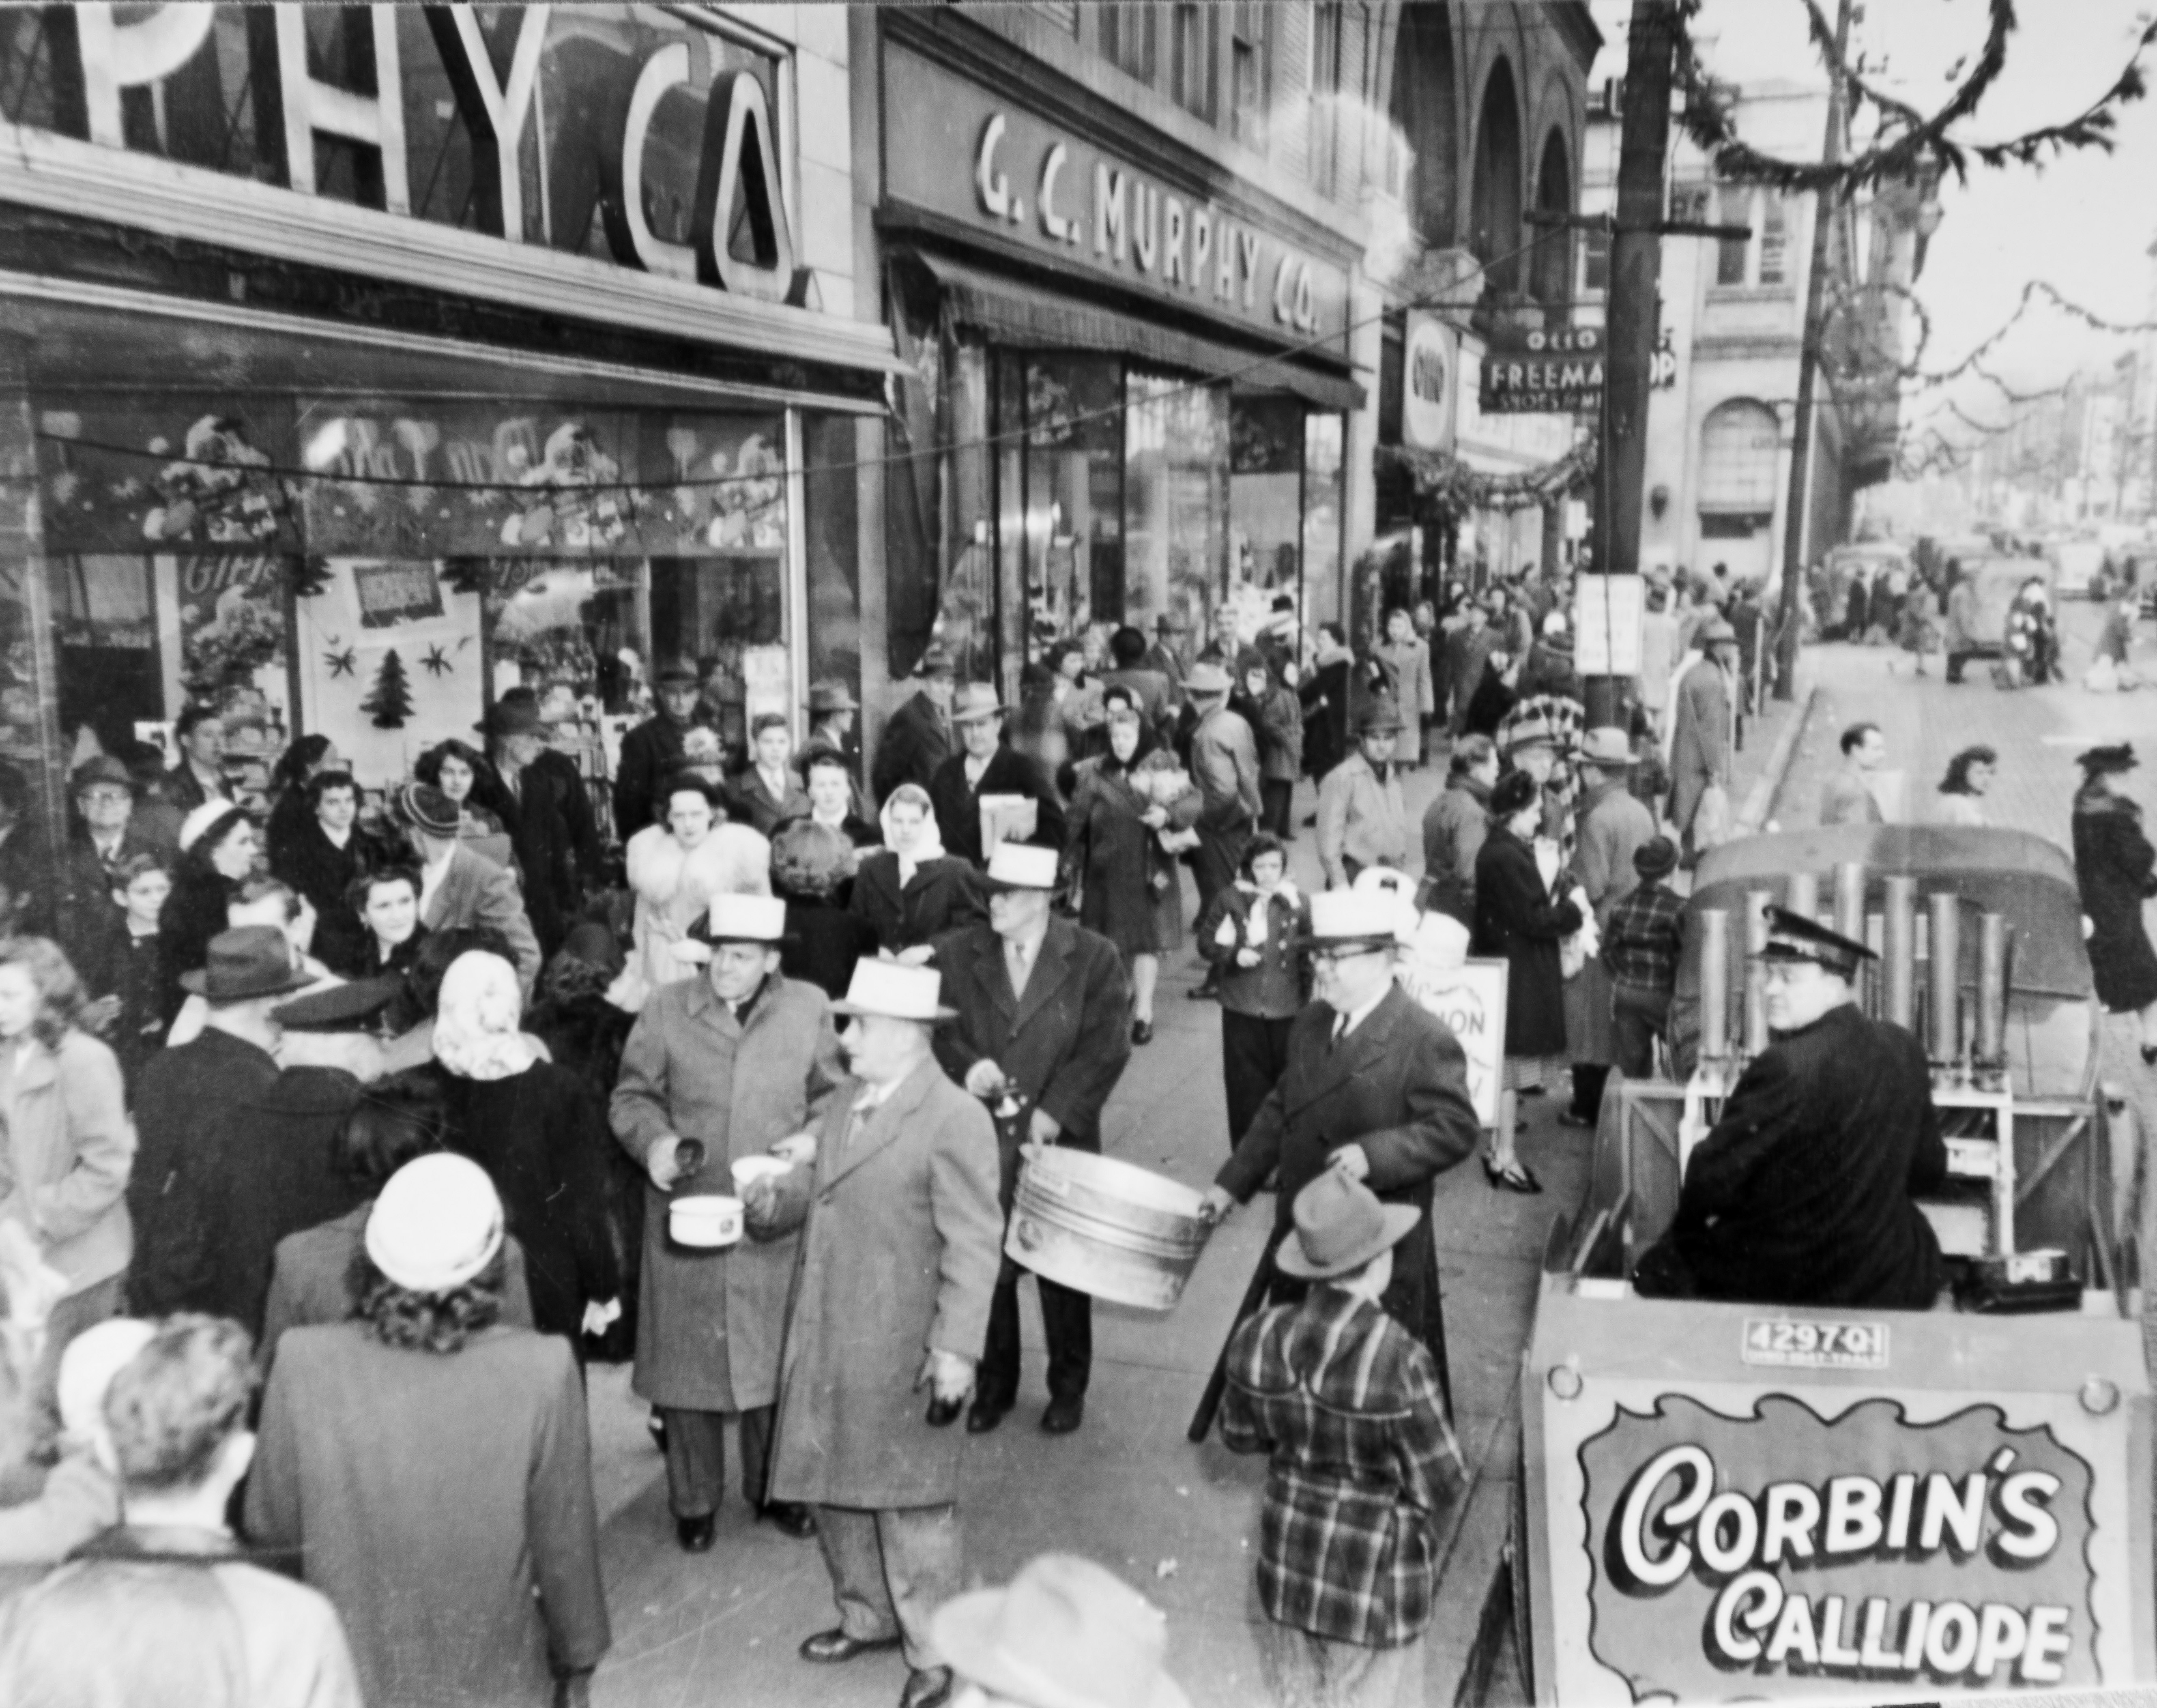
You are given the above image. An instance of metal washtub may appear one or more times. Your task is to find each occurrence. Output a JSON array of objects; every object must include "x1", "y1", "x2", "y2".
[{"x1": 1005, "y1": 1144, "x2": 1210, "y2": 1311}]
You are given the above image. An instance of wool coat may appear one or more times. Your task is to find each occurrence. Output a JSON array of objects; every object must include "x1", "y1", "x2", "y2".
[
  {"x1": 1471, "y1": 825, "x2": 1583, "y2": 1061},
  {"x1": 1567, "y1": 780, "x2": 1658, "y2": 1066},
  {"x1": 764, "y1": 1058, "x2": 1005, "y2": 1509},
  {"x1": 421, "y1": 844, "x2": 543, "y2": 996},
  {"x1": 1420, "y1": 776, "x2": 1491, "y2": 922},
  {"x1": 271, "y1": 815, "x2": 377, "y2": 976},
  {"x1": 848, "y1": 852, "x2": 985, "y2": 954},
  {"x1": 609, "y1": 973, "x2": 843, "y2": 1412},
  {"x1": 872, "y1": 689, "x2": 954, "y2": 804},
  {"x1": 51, "y1": 831, "x2": 156, "y2": 983},
  {"x1": 930, "y1": 915, "x2": 1132, "y2": 1204},
  {"x1": 1214, "y1": 985, "x2": 1480, "y2": 1353},
  {"x1": 1635, "y1": 1003, "x2": 1947, "y2": 1308},
  {"x1": 2073, "y1": 790, "x2": 2157, "y2": 1012},
  {"x1": 728, "y1": 765, "x2": 813, "y2": 838},
  {"x1": 436, "y1": 1061, "x2": 624, "y2": 1342},
  {"x1": 1063, "y1": 754, "x2": 1201, "y2": 959},
  {"x1": 779, "y1": 892, "x2": 882, "y2": 1001},
  {"x1": 161, "y1": 865, "x2": 241, "y2": 988},
  {"x1": 612, "y1": 711, "x2": 703, "y2": 844},
  {"x1": 262, "y1": 1203, "x2": 536, "y2": 1362},
  {"x1": 129, "y1": 1028, "x2": 277, "y2": 1314},
  {"x1": 1444, "y1": 626, "x2": 1501, "y2": 727},
  {"x1": 1298, "y1": 649, "x2": 1357, "y2": 780},
  {"x1": 1373, "y1": 637, "x2": 1435, "y2": 764},
  {"x1": 496, "y1": 749, "x2": 597, "y2": 960},
  {"x1": 247, "y1": 1322, "x2": 610, "y2": 1708},
  {"x1": 1193, "y1": 883, "x2": 1310, "y2": 1018},
  {"x1": 0, "y1": 1029, "x2": 133, "y2": 1300},
  {"x1": 928, "y1": 743, "x2": 1067, "y2": 868},
  {"x1": 1667, "y1": 658, "x2": 1733, "y2": 840},
  {"x1": 1315, "y1": 751, "x2": 1408, "y2": 886}
]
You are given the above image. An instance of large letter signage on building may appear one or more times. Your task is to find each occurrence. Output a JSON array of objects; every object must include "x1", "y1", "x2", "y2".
[
  {"x1": 1402, "y1": 311, "x2": 1459, "y2": 453},
  {"x1": 882, "y1": 40, "x2": 1350, "y2": 357},
  {"x1": 1476, "y1": 323, "x2": 1605, "y2": 416}
]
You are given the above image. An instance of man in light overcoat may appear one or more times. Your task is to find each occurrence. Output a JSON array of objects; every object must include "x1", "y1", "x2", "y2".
[
  {"x1": 752, "y1": 959, "x2": 1004, "y2": 1708},
  {"x1": 610, "y1": 893, "x2": 843, "y2": 1553}
]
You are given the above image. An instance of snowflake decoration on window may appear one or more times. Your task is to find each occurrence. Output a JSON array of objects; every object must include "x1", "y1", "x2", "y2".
[
  {"x1": 419, "y1": 644, "x2": 454, "y2": 678},
  {"x1": 324, "y1": 642, "x2": 358, "y2": 679}
]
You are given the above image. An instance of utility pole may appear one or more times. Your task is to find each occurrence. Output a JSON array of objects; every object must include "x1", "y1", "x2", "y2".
[
  {"x1": 1773, "y1": 0, "x2": 1853, "y2": 701},
  {"x1": 1586, "y1": 0, "x2": 1682, "y2": 729}
]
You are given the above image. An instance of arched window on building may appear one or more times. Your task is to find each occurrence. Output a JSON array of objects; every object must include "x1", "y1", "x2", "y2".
[
  {"x1": 1470, "y1": 59, "x2": 1524, "y2": 294},
  {"x1": 1530, "y1": 129, "x2": 1573, "y2": 309},
  {"x1": 1388, "y1": 3, "x2": 1458, "y2": 247},
  {"x1": 1698, "y1": 399, "x2": 1782, "y2": 584}
]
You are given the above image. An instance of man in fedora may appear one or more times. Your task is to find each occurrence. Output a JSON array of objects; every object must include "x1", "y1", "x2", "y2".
[
  {"x1": 482, "y1": 692, "x2": 598, "y2": 959},
  {"x1": 1141, "y1": 611, "x2": 1190, "y2": 698},
  {"x1": 1633, "y1": 909, "x2": 1947, "y2": 1308},
  {"x1": 610, "y1": 892, "x2": 844, "y2": 1552},
  {"x1": 874, "y1": 645, "x2": 957, "y2": 806},
  {"x1": 928, "y1": 842, "x2": 1131, "y2": 1436},
  {"x1": 927, "y1": 685, "x2": 1065, "y2": 870},
  {"x1": 1667, "y1": 617, "x2": 1738, "y2": 863},
  {"x1": 616, "y1": 657, "x2": 717, "y2": 843},
  {"x1": 53, "y1": 755, "x2": 155, "y2": 981},
  {"x1": 1186, "y1": 661, "x2": 1262, "y2": 973},
  {"x1": 747, "y1": 960, "x2": 1003, "y2": 1708},
  {"x1": 1315, "y1": 697, "x2": 1408, "y2": 890},
  {"x1": 1563, "y1": 727, "x2": 1657, "y2": 1128},
  {"x1": 397, "y1": 782, "x2": 541, "y2": 996},
  {"x1": 932, "y1": 1553, "x2": 1191, "y2": 1708},
  {"x1": 804, "y1": 678, "x2": 860, "y2": 767},
  {"x1": 1220, "y1": 1170, "x2": 1461, "y2": 1706},
  {"x1": 128, "y1": 926, "x2": 357, "y2": 1324},
  {"x1": 1199, "y1": 889, "x2": 1480, "y2": 1372}
]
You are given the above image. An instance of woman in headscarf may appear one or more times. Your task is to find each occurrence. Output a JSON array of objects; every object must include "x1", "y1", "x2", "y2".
[
  {"x1": 2071, "y1": 745, "x2": 2157, "y2": 1064},
  {"x1": 846, "y1": 781, "x2": 986, "y2": 962},
  {"x1": 1062, "y1": 684, "x2": 1202, "y2": 1045},
  {"x1": 429, "y1": 951, "x2": 623, "y2": 1345},
  {"x1": 623, "y1": 770, "x2": 770, "y2": 1001}
]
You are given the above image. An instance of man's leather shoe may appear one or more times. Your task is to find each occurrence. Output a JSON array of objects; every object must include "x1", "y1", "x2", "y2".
[
  {"x1": 1040, "y1": 1394, "x2": 1085, "y2": 1435},
  {"x1": 756, "y1": 1500, "x2": 817, "y2": 1539},
  {"x1": 901, "y1": 1666, "x2": 955, "y2": 1708},
  {"x1": 675, "y1": 1514, "x2": 715, "y2": 1553},
  {"x1": 800, "y1": 1628, "x2": 904, "y2": 1664},
  {"x1": 965, "y1": 1397, "x2": 1010, "y2": 1434}
]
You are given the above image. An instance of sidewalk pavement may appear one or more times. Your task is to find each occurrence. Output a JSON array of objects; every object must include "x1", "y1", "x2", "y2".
[{"x1": 582, "y1": 700, "x2": 1824, "y2": 1708}]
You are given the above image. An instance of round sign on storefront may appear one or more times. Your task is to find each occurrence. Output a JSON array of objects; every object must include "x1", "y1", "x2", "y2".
[{"x1": 1403, "y1": 312, "x2": 1457, "y2": 452}]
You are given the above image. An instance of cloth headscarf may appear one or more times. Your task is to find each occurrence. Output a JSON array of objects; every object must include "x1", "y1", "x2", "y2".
[
  {"x1": 879, "y1": 783, "x2": 945, "y2": 889},
  {"x1": 432, "y1": 950, "x2": 539, "y2": 1081}
]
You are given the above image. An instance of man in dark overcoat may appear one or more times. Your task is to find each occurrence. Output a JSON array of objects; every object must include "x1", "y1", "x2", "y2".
[
  {"x1": 928, "y1": 842, "x2": 1131, "y2": 1437},
  {"x1": 872, "y1": 645, "x2": 957, "y2": 805},
  {"x1": 52, "y1": 756, "x2": 157, "y2": 981},
  {"x1": 610, "y1": 892, "x2": 844, "y2": 1552},
  {"x1": 1633, "y1": 909, "x2": 1947, "y2": 1308},
  {"x1": 751, "y1": 959, "x2": 1004, "y2": 1708},
  {"x1": 485, "y1": 694, "x2": 600, "y2": 960},
  {"x1": 927, "y1": 685, "x2": 1066, "y2": 870},
  {"x1": 614, "y1": 657, "x2": 715, "y2": 843},
  {"x1": 1199, "y1": 889, "x2": 1481, "y2": 1359}
]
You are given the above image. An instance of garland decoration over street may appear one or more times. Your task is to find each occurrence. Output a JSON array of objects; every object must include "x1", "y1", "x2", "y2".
[{"x1": 1373, "y1": 439, "x2": 1598, "y2": 513}]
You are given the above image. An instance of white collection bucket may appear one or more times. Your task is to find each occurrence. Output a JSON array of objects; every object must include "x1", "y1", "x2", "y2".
[
  {"x1": 1005, "y1": 1145, "x2": 1209, "y2": 1311},
  {"x1": 669, "y1": 1194, "x2": 743, "y2": 1248}
]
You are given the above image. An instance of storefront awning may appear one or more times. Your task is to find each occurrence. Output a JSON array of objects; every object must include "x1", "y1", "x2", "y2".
[{"x1": 906, "y1": 250, "x2": 1364, "y2": 415}]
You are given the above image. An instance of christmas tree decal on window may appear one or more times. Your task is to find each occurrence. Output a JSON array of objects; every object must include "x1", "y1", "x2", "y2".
[{"x1": 361, "y1": 648, "x2": 414, "y2": 729}]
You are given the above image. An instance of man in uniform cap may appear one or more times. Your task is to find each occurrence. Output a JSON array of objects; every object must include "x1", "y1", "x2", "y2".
[
  {"x1": 874, "y1": 645, "x2": 959, "y2": 806},
  {"x1": 610, "y1": 892, "x2": 844, "y2": 1551},
  {"x1": 1633, "y1": 907, "x2": 1947, "y2": 1308},
  {"x1": 748, "y1": 959, "x2": 1004, "y2": 1708},
  {"x1": 927, "y1": 842, "x2": 1132, "y2": 1437},
  {"x1": 615, "y1": 657, "x2": 718, "y2": 843}
]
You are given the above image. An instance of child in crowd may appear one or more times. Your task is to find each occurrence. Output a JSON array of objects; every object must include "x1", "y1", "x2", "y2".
[
  {"x1": 1602, "y1": 836, "x2": 1685, "y2": 1080},
  {"x1": 1194, "y1": 835, "x2": 1308, "y2": 1150},
  {"x1": 81, "y1": 852, "x2": 175, "y2": 1082}
]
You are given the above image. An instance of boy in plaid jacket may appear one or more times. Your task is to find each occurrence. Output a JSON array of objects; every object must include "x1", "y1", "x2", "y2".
[
  {"x1": 1220, "y1": 1169, "x2": 1462, "y2": 1707},
  {"x1": 1601, "y1": 835, "x2": 1686, "y2": 1080}
]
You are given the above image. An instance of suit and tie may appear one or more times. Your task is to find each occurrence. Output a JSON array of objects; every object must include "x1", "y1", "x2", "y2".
[{"x1": 930, "y1": 914, "x2": 1131, "y2": 1412}]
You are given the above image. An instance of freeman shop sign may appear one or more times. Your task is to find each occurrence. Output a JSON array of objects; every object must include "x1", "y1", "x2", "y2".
[
  {"x1": 1477, "y1": 325, "x2": 1605, "y2": 416},
  {"x1": 1575, "y1": 1394, "x2": 2099, "y2": 1699},
  {"x1": 883, "y1": 42, "x2": 1350, "y2": 352}
]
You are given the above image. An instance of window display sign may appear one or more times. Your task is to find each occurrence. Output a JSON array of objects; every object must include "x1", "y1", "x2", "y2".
[
  {"x1": 352, "y1": 561, "x2": 446, "y2": 629},
  {"x1": 1574, "y1": 1392, "x2": 2099, "y2": 1698},
  {"x1": 1476, "y1": 325, "x2": 1605, "y2": 416}
]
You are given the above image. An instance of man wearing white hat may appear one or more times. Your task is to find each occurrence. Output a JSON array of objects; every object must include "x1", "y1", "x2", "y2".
[
  {"x1": 1198, "y1": 888, "x2": 1479, "y2": 1375},
  {"x1": 748, "y1": 959, "x2": 1004, "y2": 1708},
  {"x1": 927, "y1": 841, "x2": 1132, "y2": 1436},
  {"x1": 931, "y1": 1552, "x2": 1190, "y2": 1708},
  {"x1": 610, "y1": 892, "x2": 844, "y2": 1552}
]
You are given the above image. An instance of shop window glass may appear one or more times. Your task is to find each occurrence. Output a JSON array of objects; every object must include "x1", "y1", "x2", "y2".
[
  {"x1": 1757, "y1": 195, "x2": 1788, "y2": 286},
  {"x1": 1124, "y1": 371, "x2": 1228, "y2": 639},
  {"x1": 803, "y1": 412, "x2": 864, "y2": 749},
  {"x1": 1716, "y1": 186, "x2": 1751, "y2": 287},
  {"x1": 1003, "y1": 354, "x2": 1123, "y2": 661},
  {"x1": 1583, "y1": 225, "x2": 1611, "y2": 295},
  {"x1": 1231, "y1": 3, "x2": 1271, "y2": 152},
  {"x1": 1301, "y1": 413, "x2": 1344, "y2": 633},
  {"x1": 1170, "y1": 3, "x2": 1217, "y2": 124},
  {"x1": 1229, "y1": 397, "x2": 1304, "y2": 632}
]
